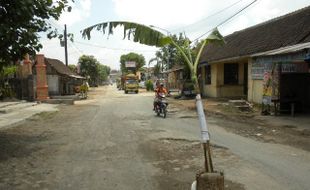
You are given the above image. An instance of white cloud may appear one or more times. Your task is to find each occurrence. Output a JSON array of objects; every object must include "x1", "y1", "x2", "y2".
[
  {"x1": 39, "y1": 0, "x2": 310, "y2": 71},
  {"x1": 57, "y1": 0, "x2": 92, "y2": 26},
  {"x1": 218, "y1": 0, "x2": 309, "y2": 35},
  {"x1": 113, "y1": 0, "x2": 309, "y2": 37},
  {"x1": 112, "y1": 0, "x2": 221, "y2": 29}
]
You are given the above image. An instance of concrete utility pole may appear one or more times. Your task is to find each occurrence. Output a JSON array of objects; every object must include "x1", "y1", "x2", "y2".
[{"x1": 64, "y1": 24, "x2": 68, "y2": 66}]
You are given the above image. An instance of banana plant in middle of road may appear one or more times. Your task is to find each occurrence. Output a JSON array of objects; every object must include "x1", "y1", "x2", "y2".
[{"x1": 81, "y1": 21, "x2": 224, "y2": 174}]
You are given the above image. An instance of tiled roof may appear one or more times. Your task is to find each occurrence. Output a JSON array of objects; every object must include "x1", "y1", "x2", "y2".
[
  {"x1": 45, "y1": 58, "x2": 75, "y2": 76},
  {"x1": 200, "y1": 6, "x2": 310, "y2": 63}
]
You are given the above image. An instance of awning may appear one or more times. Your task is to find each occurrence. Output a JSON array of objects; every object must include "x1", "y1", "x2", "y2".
[
  {"x1": 69, "y1": 75, "x2": 85, "y2": 79},
  {"x1": 251, "y1": 42, "x2": 310, "y2": 57},
  {"x1": 162, "y1": 66, "x2": 184, "y2": 73}
]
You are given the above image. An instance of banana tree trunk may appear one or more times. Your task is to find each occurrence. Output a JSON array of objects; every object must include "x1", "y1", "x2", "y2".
[{"x1": 193, "y1": 76, "x2": 213, "y2": 172}]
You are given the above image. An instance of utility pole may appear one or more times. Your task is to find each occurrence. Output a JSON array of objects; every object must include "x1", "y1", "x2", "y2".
[{"x1": 64, "y1": 24, "x2": 68, "y2": 66}]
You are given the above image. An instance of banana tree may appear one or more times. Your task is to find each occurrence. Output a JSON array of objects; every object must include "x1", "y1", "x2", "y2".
[{"x1": 81, "y1": 21, "x2": 224, "y2": 173}]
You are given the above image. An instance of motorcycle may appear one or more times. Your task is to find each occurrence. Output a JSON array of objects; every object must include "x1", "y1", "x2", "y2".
[{"x1": 154, "y1": 93, "x2": 168, "y2": 118}]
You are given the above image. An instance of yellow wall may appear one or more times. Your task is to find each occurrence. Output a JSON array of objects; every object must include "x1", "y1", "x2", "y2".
[
  {"x1": 201, "y1": 58, "x2": 265, "y2": 103},
  {"x1": 203, "y1": 64, "x2": 219, "y2": 98},
  {"x1": 248, "y1": 80, "x2": 263, "y2": 103},
  {"x1": 218, "y1": 85, "x2": 244, "y2": 97},
  {"x1": 202, "y1": 62, "x2": 245, "y2": 97},
  {"x1": 247, "y1": 59, "x2": 263, "y2": 103}
]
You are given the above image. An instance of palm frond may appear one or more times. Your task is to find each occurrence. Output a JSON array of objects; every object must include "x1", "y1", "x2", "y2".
[{"x1": 81, "y1": 21, "x2": 171, "y2": 47}]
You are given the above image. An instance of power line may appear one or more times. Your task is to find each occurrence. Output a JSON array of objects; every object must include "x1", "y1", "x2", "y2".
[
  {"x1": 170, "y1": 0, "x2": 244, "y2": 32},
  {"x1": 68, "y1": 41, "x2": 84, "y2": 55},
  {"x1": 74, "y1": 41, "x2": 158, "y2": 52},
  {"x1": 192, "y1": 0, "x2": 259, "y2": 43}
]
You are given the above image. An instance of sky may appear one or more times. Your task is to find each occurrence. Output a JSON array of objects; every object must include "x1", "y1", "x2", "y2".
[{"x1": 39, "y1": 0, "x2": 310, "y2": 70}]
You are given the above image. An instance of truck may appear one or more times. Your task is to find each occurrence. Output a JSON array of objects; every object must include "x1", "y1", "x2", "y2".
[{"x1": 123, "y1": 73, "x2": 139, "y2": 94}]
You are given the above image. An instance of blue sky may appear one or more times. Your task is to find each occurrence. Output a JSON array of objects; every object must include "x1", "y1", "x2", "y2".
[{"x1": 39, "y1": 0, "x2": 310, "y2": 70}]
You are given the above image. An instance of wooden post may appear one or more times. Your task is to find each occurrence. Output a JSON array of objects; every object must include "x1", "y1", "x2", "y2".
[{"x1": 35, "y1": 54, "x2": 49, "y2": 101}]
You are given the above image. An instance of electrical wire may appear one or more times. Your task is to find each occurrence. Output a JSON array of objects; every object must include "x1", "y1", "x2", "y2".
[
  {"x1": 68, "y1": 41, "x2": 84, "y2": 55},
  {"x1": 74, "y1": 41, "x2": 158, "y2": 52},
  {"x1": 191, "y1": 0, "x2": 259, "y2": 43},
  {"x1": 170, "y1": 0, "x2": 244, "y2": 32}
]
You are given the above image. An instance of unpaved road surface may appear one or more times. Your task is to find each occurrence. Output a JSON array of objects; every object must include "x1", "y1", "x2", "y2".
[{"x1": 0, "y1": 86, "x2": 309, "y2": 190}]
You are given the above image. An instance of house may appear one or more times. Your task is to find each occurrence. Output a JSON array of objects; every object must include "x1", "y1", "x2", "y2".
[
  {"x1": 33, "y1": 58, "x2": 84, "y2": 96},
  {"x1": 163, "y1": 65, "x2": 184, "y2": 91},
  {"x1": 109, "y1": 70, "x2": 121, "y2": 83},
  {"x1": 199, "y1": 6, "x2": 310, "y2": 113}
]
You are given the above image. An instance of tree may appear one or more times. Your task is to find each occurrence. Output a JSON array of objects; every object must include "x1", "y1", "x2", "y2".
[
  {"x1": 78, "y1": 55, "x2": 111, "y2": 86},
  {"x1": 0, "y1": 0, "x2": 73, "y2": 67},
  {"x1": 81, "y1": 21, "x2": 224, "y2": 181},
  {"x1": 0, "y1": 65, "x2": 17, "y2": 99},
  {"x1": 97, "y1": 64, "x2": 111, "y2": 83},
  {"x1": 119, "y1": 52, "x2": 145, "y2": 74},
  {"x1": 153, "y1": 63, "x2": 162, "y2": 77},
  {"x1": 68, "y1": 64, "x2": 77, "y2": 73},
  {"x1": 154, "y1": 33, "x2": 193, "y2": 79},
  {"x1": 78, "y1": 55, "x2": 100, "y2": 86}
]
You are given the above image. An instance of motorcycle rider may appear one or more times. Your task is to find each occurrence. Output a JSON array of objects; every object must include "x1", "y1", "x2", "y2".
[{"x1": 153, "y1": 82, "x2": 168, "y2": 111}]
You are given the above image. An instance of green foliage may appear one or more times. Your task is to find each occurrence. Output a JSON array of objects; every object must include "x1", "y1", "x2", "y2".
[
  {"x1": 97, "y1": 64, "x2": 111, "y2": 82},
  {"x1": 145, "y1": 80, "x2": 154, "y2": 91},
  {"x1": 153, "y1": 63, "x2": 162, "y2": 77},
  {"x1": 0, "y1": 65, "x2": 17, "y2": 99},
  {"x1": 79, "y1": 55, "x2": 99, "y2": 83},
  {"x1": 81, "y1": 21, "x2": 170, "y2": 47},
  {"x1": 68, "y1": 64, "x2": 77, "y2": 73},
  {"x1": 0, "y1": 0, "x2": 73, "y2": 67},
  {"x1": 120, "y1": 52, "x2": 145, "y2": 74},
  {"x1": 153, "y1": 33, "x2": 193, "y2": 79},
  {"x1": 78, "y1": 55, "x2": 110, "y2": 86},
  {"x1": 0, "y1": 65, "x2": 17, "y2": 78}
]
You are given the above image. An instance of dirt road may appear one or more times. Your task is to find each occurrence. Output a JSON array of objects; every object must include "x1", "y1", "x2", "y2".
[{"x1": 0, "y1": 86, "x2": 309, "y2": 190}]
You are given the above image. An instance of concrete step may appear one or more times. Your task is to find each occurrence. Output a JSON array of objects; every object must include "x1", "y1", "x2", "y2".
[
  {"x1": 228, "y1": 99, "x2": 253, "y2": 111},
  {"x1": 0, "y1": 102, "x2": 38, "y2": 114},
  {"x1": 41, "y1": 99, "x2": 74, "y2": 105},
  {"x1": 0, "y1": 102, "x2": 21, "y2": 109},
  {"x1": 50, "y1": 95, "x2": 80, "y2": 100}
]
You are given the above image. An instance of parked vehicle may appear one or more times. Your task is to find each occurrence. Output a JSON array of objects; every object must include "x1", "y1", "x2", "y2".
[
  {"x1": 181, "y1": 80, "x2": 196, "y2": 98},
  {"x1": 154, "y1": 93, "x2": 168, "y2": 118},
  {"x1": 139, "y1": 81, "x2": 146, "y2": 88}
]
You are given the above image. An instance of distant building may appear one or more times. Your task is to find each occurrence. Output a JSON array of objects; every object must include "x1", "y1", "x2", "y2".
[{"x1": 109, "y1": 70, "x2": 121, "y2": 83}]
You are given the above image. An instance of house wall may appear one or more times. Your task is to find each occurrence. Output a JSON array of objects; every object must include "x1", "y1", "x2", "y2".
[
  {"x1": 247, "y1": 59, "x2": 263, "y2": 103},
  {"x1": 203, "y1": 64, "x2": 218, "y2": 97},
  {"x1": 167, "y1": 72, "x2": 176, "y2": 89},
  {"x1": 47, "y1": 75, "x2": 60, "y2": 95},
  {"x1": 167, "y1": 70, "x2": 183, "y2": 90},
  {"x1": 202, "y1": 62, "x2": 245, "y2": 97},
  {"x1": 248, "y1": 51, "x2": 310, "y2": 104}
]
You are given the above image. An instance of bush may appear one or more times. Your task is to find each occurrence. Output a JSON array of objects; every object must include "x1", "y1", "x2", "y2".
[{"x1": 145, "y1": 80, "x2": 154, "y2": 91}]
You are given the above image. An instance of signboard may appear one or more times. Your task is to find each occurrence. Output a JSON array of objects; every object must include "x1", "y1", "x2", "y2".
[
  {"x1": 252, "y1": 51, "x2": 309, "y2": 79},
  {"x1": 125, "y1": 61, "x2": 136, "y2": 68}
]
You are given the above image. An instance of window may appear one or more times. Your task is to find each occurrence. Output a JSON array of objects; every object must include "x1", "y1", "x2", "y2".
[
  {"x1": 205, "y1": 65, "x2": 211, "y2": 84},
  {"x1": 224, "y1": 63, "x2": 238, "y2": 85}
]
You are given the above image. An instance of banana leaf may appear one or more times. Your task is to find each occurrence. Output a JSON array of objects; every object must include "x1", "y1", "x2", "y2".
[{"x1": 81, "y1": 21, "x2": 171, "y2": 47}]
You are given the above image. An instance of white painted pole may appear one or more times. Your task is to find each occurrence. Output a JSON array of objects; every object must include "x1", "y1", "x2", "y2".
[{"x1": 196, "y1": 94, "x2": 209, "y2": 142}]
